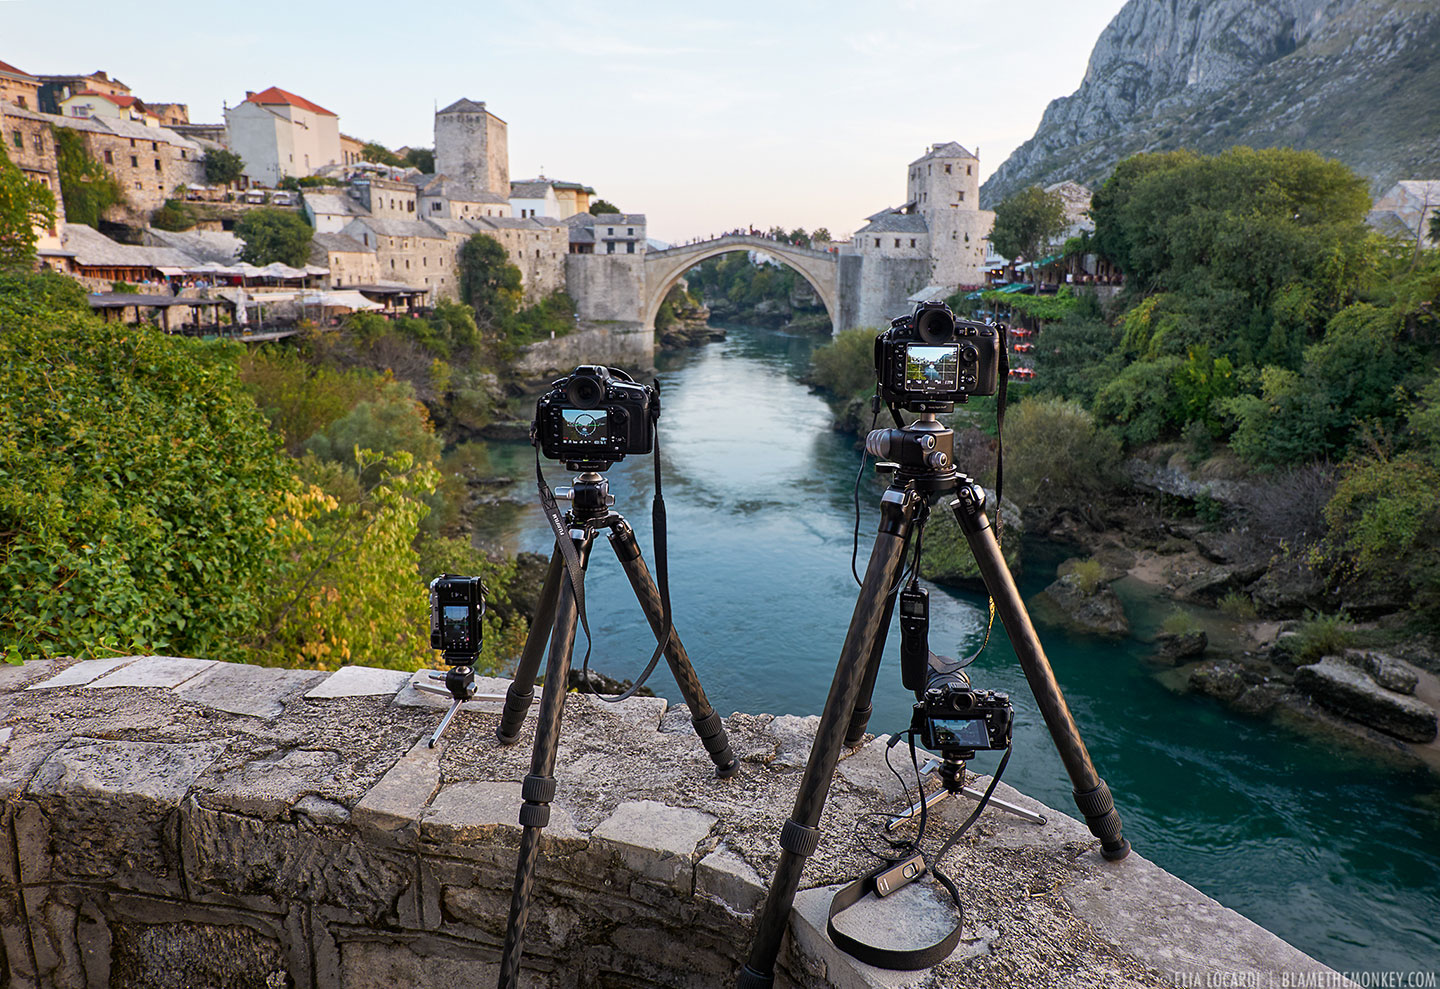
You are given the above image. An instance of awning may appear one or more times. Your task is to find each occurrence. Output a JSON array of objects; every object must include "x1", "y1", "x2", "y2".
[{"x1": 157, "y1": 267, "x2": 187, "y2": 277}]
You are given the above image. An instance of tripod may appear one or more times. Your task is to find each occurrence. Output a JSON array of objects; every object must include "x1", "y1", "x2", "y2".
[
  {"x1": 494, "y1": 470, "x2": 740, "y2": 989},
  {"x1": 738, "y1": 413, "x2": 1129, "y2": 988}
]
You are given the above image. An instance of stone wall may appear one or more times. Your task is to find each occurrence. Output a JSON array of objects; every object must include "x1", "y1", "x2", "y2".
[
  {"x1": 566, "y1": 254, "x2": 646, "y2": 325},
  {"x1": 1, "y1": 656, "x2": 1350, "y2": 989},
  {"x1": 843, "y1": 254, "x2": 932, "y2": 331},
  {"x1": 514, "y1": 323, "x2": 654, "y2": 377}
]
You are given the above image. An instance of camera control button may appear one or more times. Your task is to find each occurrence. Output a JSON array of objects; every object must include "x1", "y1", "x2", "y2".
[{"x1": 903, "y1": 863, "x2": 919, "y2": 879}]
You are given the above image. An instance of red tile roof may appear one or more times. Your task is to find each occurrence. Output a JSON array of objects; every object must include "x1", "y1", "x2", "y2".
[
  {"x1": 0, "y1": 59, "x2": 38, "y2": 81},
  {"x1": 74, "y1": 90, "x2": 139, "y2": 109},
  {"x1": 245, "y1": 86, "x2": 336, "y2": 117}
]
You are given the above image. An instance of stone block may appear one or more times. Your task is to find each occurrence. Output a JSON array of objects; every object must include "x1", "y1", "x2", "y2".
[
  {"x1": 20, "y1": 737, "x2": 224, "y2": 896},
  {"x1": 394, "y1": 671, "x2": 516, "y2": 711},
  {"x1": 353, "y1": 739, "x2": 442, "y2": 832},
  {"x1": 84, "y1": 655, "x2": 215, "y2": 690},
  {"x1": 696, "y1": 844, "x2": 765, "y2": 915},
  {"x1": 1358, "y1": 652, "x2": 1420, "y2": 695},
  {"x1": 305, "y1": 666, "x2": 412, "y2": 699},
  {"x1": 420, "y1": 781, "x2": 584, "y2": 847},
  {"x1": 25, "y1": 657, "x2": 137, "y2": 690},
  {"x1": 197, "y1": 747, "x2": 346, "y2": 819},
  {"x1": 0, "y1": 659, "x2": 53, "y2": 692},
  {"x1": 590, "y1": 800, "x2": 716, "y2": 892},
  {"x1": 568, "y1": 690, "x2": 668, "y2": 730},
  {"x1": 108, "y1": 917, "x2": 288, "y2": 989},
  {"x1": 1295, "y1": 657, "x2": 1438, "y2": 742},
  {"x1": 175, "y1": 663, "x2": 327, "y2": 719},
  {"x1": 336, "y1": 937, "x2": 546, "y2": 989}
]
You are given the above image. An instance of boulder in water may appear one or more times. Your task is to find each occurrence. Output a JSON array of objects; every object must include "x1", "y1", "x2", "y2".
[{"x1": 1293, "y1": 657, "x2": 1437, "y2": 743}]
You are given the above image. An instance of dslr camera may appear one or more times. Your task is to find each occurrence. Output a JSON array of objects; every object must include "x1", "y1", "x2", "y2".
[
  {"x1": 429, "y1": 574, "x2": 485, "y2": 662},
  {"x1": 874, "y1": 301, "x2": 1001, "y2": 412},
  {"x1": 533, "y1": 365, "x2": 658, "y2": 469}
]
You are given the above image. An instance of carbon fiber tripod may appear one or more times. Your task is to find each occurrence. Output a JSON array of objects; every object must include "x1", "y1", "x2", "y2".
[
  {"x1": 494, "y1": 471, "x2": 739, "y2": 989},
  {"x1": 737, "y1": 413, "x2": 1129, "y2": 987}
]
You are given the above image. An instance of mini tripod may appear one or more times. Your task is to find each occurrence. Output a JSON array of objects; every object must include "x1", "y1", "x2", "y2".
[
  {"x1": 494, "y1": 469, "x2": 739, "y2": 989},
  {"x1": 413, "y1": 659, "x2": 478, "y2": 747},
  {"x1": 738, "y1": 411, "x2": 1129, "y2": 988}
]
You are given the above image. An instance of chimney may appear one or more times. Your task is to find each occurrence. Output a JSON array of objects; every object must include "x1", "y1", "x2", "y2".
[{"x1": 245, "y1": 91, "x2": 256, "y2": 100}]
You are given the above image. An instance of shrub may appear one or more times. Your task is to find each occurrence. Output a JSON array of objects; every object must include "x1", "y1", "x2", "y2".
[
  {"x1": 1293, "y1": 611, "x2": 1354, "y2": 662},
  {"x1": 809, "y1": 327, "x2": 877, "y2": 399},
  {"x1": 1070, "y1": 558, "x2": 1105, "y2": 594},
  {"x1": 1160, "y1": 608, "x2": 1203, "y2": 636},
  {"x1": 1003, "y1": 397, "x2": 1121, "y2": 510},
  {"x1": 1218, "y1": 591, "x2": 1258, "y2": 619}
]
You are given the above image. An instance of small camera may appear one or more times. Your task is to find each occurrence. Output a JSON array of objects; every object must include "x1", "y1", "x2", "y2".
[
  {"x1": 429, "y1": 574, "x2": 484, "y2": 662},
  {"x1": 874, "y1": 301, "x2": 1000, "y2": 412},
  {"x1": 916, "y1": 670, "x2": 1014, "y2": 755},
  {"x1": 533, "y1": 365, "x2": 658, "y2": 468}
]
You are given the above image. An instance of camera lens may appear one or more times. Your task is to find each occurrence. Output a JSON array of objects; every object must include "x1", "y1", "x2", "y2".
[
  {"x1": 566, "y1": 375, "x2": 604, "y2": 408},
  {"x1": 915, "y1": 307, "x2": 955, "y2": 344}
]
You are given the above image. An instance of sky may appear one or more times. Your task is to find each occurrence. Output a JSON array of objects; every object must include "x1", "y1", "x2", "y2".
[{"x1": 2, "y1": 0, "x2": 1130, "y2": 244}]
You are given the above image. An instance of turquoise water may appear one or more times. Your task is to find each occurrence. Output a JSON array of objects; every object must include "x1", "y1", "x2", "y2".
[{"x1": 475, "y1": 323, "x2": 1440, "y2": 977}]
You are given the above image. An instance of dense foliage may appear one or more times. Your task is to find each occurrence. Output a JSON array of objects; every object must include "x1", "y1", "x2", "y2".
[
  {"x1": 990, "y1": 185, "x2": 1067, "y2": 274},
  {"x1": 589, "y1": 199, "x2": 619, "y2": 215},
  {"x1": 150, "y1": 198, "x2": 198, "y2": 232},
  {"x1": 203, "y1": 148, "x2": 245, "y2": 186},
  {"x1": 456, "y1": 233, "x2": 575, "y2": 353},
  {"x1": 51, "y1": 126, "x2": 122, "y2": 228},
  {"x1": 0, "y1": 139, "x2": 55, "y2": 270},
  {"x1": 236, "y1": 207, "x2": 313, "y2": 267}
]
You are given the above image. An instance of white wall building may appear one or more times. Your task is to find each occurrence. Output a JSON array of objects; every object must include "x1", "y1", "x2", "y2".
[{"x1": 224, "y1": 86, "x2": 342, "y2": 187}]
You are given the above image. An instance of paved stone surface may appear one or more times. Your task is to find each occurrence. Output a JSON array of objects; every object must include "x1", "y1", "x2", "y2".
[
  {"x1": 26, "y1": 656, "x2": 136, "y2": 689},
  {"x1": 85, "y1": 656, "x2": 216, "y2": 690},
  {"x1": 0, "y1": 659, "x2": 53, "y2": 691},
  {"x1": 353, "y1": 738, "x2": 443, "y2": 831},
  {"x1": 420, "y1": 781, "x2": 585, "y2": 844},
  {"x1": 394, "y1": 671, "x2": 517, "y2": 711},
  {"x1": 591, "y1": 799, "x2": 717, "y2": 890},
  {"x1": 304, "y1": 665, "x2": 412, "y2": 699},
  {"x1": 174, "y1": 663, "x2": 326, "y2": 718},
  {"x1": 568, "y1": 690, "x2": 669, "y2": 729}
]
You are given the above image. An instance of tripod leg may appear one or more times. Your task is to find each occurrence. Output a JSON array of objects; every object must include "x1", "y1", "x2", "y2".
[
  {"x1": 497, "y1": 533, "x2": 592, "y2": 989},
  {"x1": 843, "y1": 575, "x2": 903, "y2": 747},
  {"x1": 497, "y1": 546, "x2": 564, "y2": 745},
  {"x1": 949, "y1": 481, "x2": 1130, "y2": 861},
  {"x1": 739, "y1": 487, "x2": 918, "y2": 989},
  {"x1": 608, "y1": 521, "x2": 739, "y2": 778}
]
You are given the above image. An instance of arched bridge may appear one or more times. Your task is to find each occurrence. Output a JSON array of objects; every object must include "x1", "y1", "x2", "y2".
[{"x1": 644, "y1": 235, "x2": 839, "y2": 331}]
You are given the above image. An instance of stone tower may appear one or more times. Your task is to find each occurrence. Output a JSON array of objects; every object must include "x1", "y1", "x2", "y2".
[
  {"x1": 434, "y1": 98, "x2": 509, "y2": 197},
  {"x1": 906, "y1": 142, "x2": 991, "y2": 289}
]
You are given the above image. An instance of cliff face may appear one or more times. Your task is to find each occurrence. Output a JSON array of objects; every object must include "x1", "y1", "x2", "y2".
[{"x1": 980, "y1": 0, "x2": 1440, "y2": 205}]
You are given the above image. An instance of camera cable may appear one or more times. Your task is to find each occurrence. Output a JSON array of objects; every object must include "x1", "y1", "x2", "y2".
[{"x1": 850, "y1": 394, "x2": 882, "y2": 587}]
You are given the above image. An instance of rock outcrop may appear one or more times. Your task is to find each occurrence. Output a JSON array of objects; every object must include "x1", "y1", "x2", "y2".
[
  {"x1": 981, "y1": 0, "x2": 1440, "y2": 205},
  {"x1": 1293, "y1": 656, "x2": 1438, "y2": 743},
  {"x1": 1034, "y1": 572, "x2": 1130, "y2": 638}
]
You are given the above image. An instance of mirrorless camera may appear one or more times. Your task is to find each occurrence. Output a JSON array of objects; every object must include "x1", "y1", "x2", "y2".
[
  {"x1": 874, "y1": 301, "x2": 1000, "y2": 412},
  {"x1": 533, "y1": 365, "x2": 658, "y2": 469},
  {"x1": 429, "y1": 574, "x2": 485, "y2": 662},
  {"x1": 915, "y1": 672, "x2": 1014, "y2": 754}
]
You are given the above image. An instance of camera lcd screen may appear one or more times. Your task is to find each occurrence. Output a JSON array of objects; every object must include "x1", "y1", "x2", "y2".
[
  {"x1": 933, "y1": 717, "x2": 993, "y2": 749},
  {"x1": 904, "y1": 345, "x2": 961, "y2": 393},
  {"x1": 442, "y1": 605, "x2": 469, "y2": 627},
  {"x1": 561, "y1": 408, "x2": 608, "y2": 445}
]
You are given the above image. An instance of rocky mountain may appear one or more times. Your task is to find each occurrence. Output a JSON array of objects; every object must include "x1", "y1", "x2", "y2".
[{"x1": 980, "y1": 0, "x2": 1440, "y2": 206}]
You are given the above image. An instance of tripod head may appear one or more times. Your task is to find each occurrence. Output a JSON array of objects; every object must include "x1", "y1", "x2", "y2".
[
  {"x1": 866, "y1": 411, "x2": 959, "y2": 495},
  {"x1": 553, "y1": 471, "x2": 617, "y2": 523}
]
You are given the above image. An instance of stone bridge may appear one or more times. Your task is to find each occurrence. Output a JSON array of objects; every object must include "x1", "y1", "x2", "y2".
[{"x1": 644, "y1": 235, "x2": 840, "y2": 331}]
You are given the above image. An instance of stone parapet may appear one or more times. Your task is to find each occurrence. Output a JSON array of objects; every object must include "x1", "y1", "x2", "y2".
[{"x1": 1, "y1": 657, "x2": 1350, "y2": 988}]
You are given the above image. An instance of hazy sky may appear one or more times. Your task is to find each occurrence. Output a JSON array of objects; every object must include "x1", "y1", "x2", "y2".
[{"x1": 3, "y1": 0, "x2": 1129, "y2": 243}]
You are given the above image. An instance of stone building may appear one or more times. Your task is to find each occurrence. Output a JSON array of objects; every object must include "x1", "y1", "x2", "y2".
[
  {"x1": 0, "y1": 101, "x2": 65, "y2": 254},
  {"x1": 839, "y1": 142, "x2": 997, "y2": 329},
  {"x1": 37, "y1": 70, "x2": 130, "y2": 114},
  {"x1": 434, "y1": 99, "x2": 508, "y2": 201},
  {"x1": 510, "y1": 176, "x2": 595, "y2": 219},
  {"x1": 56, "y1": 113, "x2": 206, "y2": 217},
  {"x1": 416, "y1": 174, "x2": 510, "y2": 220},
  {"x1": 0, "y1": 59, "x2": 40, "y2": 110},
  {"x1": 567, "y1": 212, "x2": 646, "y2": 256},
  {"x1": 59, "y1": 91, "x2": 158, "y2": 127},
  {"x1": 147, "y1": 103, "x2": 190, "y2": 128},
  {"x1": 224, "y1": 86, "x2": 342, "y2": 187},
  {"x1": 339, "y1": 133, "x2": 364, "y2": 167},
  {"x1": 311, "y1": 232, "x2": 380, "y2": 288}
]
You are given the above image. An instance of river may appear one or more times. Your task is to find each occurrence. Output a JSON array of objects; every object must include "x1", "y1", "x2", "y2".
[{"x1": 471, "y1": 322, "x2": 1440, "y2": 977}]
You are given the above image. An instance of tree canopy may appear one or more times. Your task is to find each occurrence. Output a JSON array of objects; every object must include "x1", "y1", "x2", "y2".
[
  {"x1": 236, "y1": 207, "x2": 313, "y2": 267},
  {"x1": 589, "y1": 199, "x2": 619, "y2": 215},
  {"x1": 990, "y1": 185, "x2": 1067, "y2": 273},
  {"x1": 457, "y1": 233, "x2": 522, "y2": 326},
  {"x1": 203, "y1": 148, "x2": 245, "y2": 186},
  {"x1": 51, "y1": 126, "x2": 122, "y2": 228},
  {"x1": 0, "y1": 139, "x2": 56, "y2": 270}
]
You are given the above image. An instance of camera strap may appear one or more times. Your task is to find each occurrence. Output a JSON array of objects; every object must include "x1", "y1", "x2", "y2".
[
  {"x1": 827, "y1": 741, "x2": 1012, "y2": 971},
  {"x1": 534, "y1": 446, "x2": 595, "y2": 672}
]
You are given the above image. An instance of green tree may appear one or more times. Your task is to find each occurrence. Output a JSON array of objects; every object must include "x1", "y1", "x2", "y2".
[
  {"x1": 813, "y1": 227, "x2": 832, "y2": 244},
  {"x1": 236, "y1": 207, "x2": 313, "y2": 266},
  {"x1": 361, "y1": 141, "x2": 405, "y2": 167},
  {"x1": 990, "y1": 185, "x2": 1067, "y2": 281},
  {"x1": 1003, "y1": 397, "x2": 1121, "y2": 511},
  {"x1": 52, "y1": 126, "x2": 122, "y2": 227},
  {"x1": 302, "y1": 388, "x2": 443, "y2": 478},
  {"x1": 0, "y1": 139, "x2": 56, "y2": 270},
  {"x1": 0, "y1": 272, "x2": 293, "y2": 662},
  {"x1": 404, "y1": 147, "x2": 435, "y2": 173},
  {"x1": 457, "y1": 233, "x2": 522, "y2": 327},
  {"x1": 203, "y1": 147, "x2": 245, "y2": 186},
  {"x1": 589, "y1": 199, "x2": 619, "y2": 215},
  {"x1": 150, "y1": 198, "x2": 197, "y2": 232},
  {"x1": 810, "y1": 328, "x2": 878, "y2": 399}
]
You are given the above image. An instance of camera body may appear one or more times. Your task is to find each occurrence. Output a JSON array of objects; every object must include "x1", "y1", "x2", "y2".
[
  {"x1": 534, "y1": 365, "x2": 657, "y2": 468},
  {"x1": 429, "y1": 574, "x2": 485, "y2": 662},
  {"x1": 874, "y1": 301, "x2": 1001, "y2": 412},
  {"x1": 915, "y1": 670, "x2": 1014, "y2": 755}
]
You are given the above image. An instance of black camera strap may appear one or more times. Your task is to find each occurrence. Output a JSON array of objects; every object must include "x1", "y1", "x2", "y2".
[{"x1": 827, "y1": 740, "x2": 1013, "y2": 971}]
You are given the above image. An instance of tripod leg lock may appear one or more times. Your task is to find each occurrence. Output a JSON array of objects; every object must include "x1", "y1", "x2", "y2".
[
  {"x1": 692, "y1": 711, "x2": 741, "y2": 778},
  {"x1": 495, "y1": 685, "x2": 536, "y2": 746},
  {"x1": 1072, "y1": 780, "x2": 1131, "y2": 861},
  {"x1": 522, "y1": 774, "x2": 556, "y2": 803},
  {"x1": 737, "y1": 966, "x2": 774, "y2": 989},
  {"x1": 519, "y1": 803, "x2": 551, "y2": 828},
  {"x1": 779, "y1": 819, "x2": 822, "y2": 857}
]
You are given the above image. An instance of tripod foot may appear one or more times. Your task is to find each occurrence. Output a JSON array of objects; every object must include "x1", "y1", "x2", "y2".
[
  {"x1": 1073, "y1": 780, "x2": 1130, "y2": 861},
  {"x1": 692, "y1": 710, "x2": 740, "y2": 778},
  {"x1": 737, "y1": 964, "x2": 773, "y2": 989}
]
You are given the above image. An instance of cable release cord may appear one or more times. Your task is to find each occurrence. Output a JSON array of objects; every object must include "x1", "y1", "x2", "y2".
[
  {"x1": 827, "y1": 741, "x2": 1013, "y2": 971},
  {"x1": 532, "y1": 381, "x2": 672, "y2": 703}
]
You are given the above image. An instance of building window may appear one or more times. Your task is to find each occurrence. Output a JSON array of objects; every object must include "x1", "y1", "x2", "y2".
[
  {"x1": 627, "y1": 227, "x2": 633, "y2": 235},
  {"x1": 967, "y1": 165, "x2": 971, "y2": 175},
  {"x1": 894, "y1": 239, "x2": 900, "y2": 247},
  {"x1": 607, "y1": 227, "x2": 614, "y2": 235},
  {"x1": 151, "y1": 142, "x2": 157, "y2": 151},
  {"x1": 959, "y1": 192, "x2": 964, "y2": 202},
  {"x1": 129, "y1": 138, "x2": 135, "y2": 147},
  {"x1": 363, "y1": 234, "x2": 369, "y2": 246},
  {"x1": 130, "y1": 155, "x2": 138, "y2": 167},
  {"x1": 945, "y1": 164, "x2": 951, "y2": 174},
  {"x1": 910, "y1": 239, "x2": 915, "y2": 247},
  {"x1": 134, "y1": 181, "x2": 141, "y2": 189},
  {"x1": 607, "y1": 242, "x2": 615, "y2": 254},
  {"x1": 154, "y1": 158, "x2": 161, "y2": 171},
  {"x1": 9, "y1": 130, "x2": 19, "y2": 149},
  {"x1": 536, "y1": 249, "x2": 540, "y2": 257},
  {"x1": 626, "y1": 241, "x2": 635, "y2": 254},
  {"x1": 180, "y1": 150, "x2": 187, "y2": 160},
  {"x1": 874, "y1": 238, "x2": 880, "y2": 247}
]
